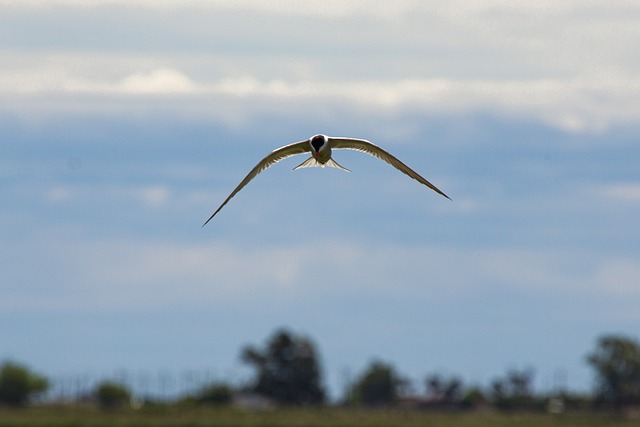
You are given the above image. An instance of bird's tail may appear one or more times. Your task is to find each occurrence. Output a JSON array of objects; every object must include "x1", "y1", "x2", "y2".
[
  {"x1": 292, "y1": 156, "x2": 319, "y2": 170},
  {"x1": 293, "y1": 157, "x2": 350, "y2": 172},
  {"x1": 325, "y1": 158, "x2": 350, "y2": 172}
]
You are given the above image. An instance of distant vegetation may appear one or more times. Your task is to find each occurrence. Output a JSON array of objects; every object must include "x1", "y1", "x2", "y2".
[
  {"x1": 587, "y1": 335, "x2": 640, "y2": 410},
  {"x1": 2, "y1": 330, "x2": 640, "y2": 420},
  {"x1": 240, "y1": 329, "x2": 325, "y2": 405},
  {"x1": 0, "y1": 361, "x2": 48, "y2": 406},
  {"x1": 0, "y1": 406, "x2": 638, "y2": 427},
  {"x1": 345, "y1": 360, "x2": 404, "y2": 406},
  {"x1": 95, "y1": 381, "x2": 132, "y2": 410}
]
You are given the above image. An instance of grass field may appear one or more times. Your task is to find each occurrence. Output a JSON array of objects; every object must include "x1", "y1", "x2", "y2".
[{"x1": 0, "y1": 406, "x2": 636, "y2": 427}]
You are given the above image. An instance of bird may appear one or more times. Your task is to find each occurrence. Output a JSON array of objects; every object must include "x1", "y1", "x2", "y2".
[{"x1": 203, "y1": 134, "x2": 450, "y2": 226}]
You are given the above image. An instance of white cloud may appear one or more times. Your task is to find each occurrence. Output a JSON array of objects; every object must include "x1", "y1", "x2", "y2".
[
  {"x1": 46, "y1": 186, "x2": 77, "y2": 203},
  {"x1": 42, "y1": 183, "x2": 174, "y2": 210},
  {"x1": 600, "y1": 183, "x2": 640, "y2": 203},
  {"x1": 3, "y1": 1, "x2": 638, "y2": 18},
  {"x1": 115, "y1": 69, "x2": 196, "y2": 94},
  {"x1": 2, "y1": 57, "x2": 639, "y2": 132},
  {"x1": 139, "y1": 185, "x2": 171, "y2": 208},
  {"x1": 3, "y1": 0, "x2": 639, "y2": 73},
  {"x1": 3, "y1": 234, "x2": 638, "y2": 313},
  {"x1": 1, "y1": 1, "x2": 639, "y2": 132},
  {"x1": 592, "y1": 258, "x2": 640, "y2": 296}
]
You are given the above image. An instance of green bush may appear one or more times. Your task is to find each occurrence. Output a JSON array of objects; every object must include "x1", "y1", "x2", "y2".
[
  {"x1": 587, "y1": 334, "x2": 640, "y2": 410},
  {"x1": 195, "y1": 382, "x2": 234, "y2": 405},
  {"x1": 241, "y1": 329, "x2": 325, "y2": 405},
  {"x1": 0, "y1": 361, "x2": 48, "y2": 406},
  {"x1": 347, "y1": 360, "x2": 404, "y2": 407},
  {"x1": 95, "y1": 381, "x2": 131, "y2": 410}
]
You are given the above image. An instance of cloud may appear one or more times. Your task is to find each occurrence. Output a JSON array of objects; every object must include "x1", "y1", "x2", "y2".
[
  {"x1": 3, "y1": 1, "x2": 638, "y2": 18},
  {"x1": 46, "y1": 186, "x2": 77, "y2": 203},
  {"x1": 1, "y1": 1, "x2": 639, "y2": 132},
  {"x1": 42, "y1": 183, "x2": 173, "y2": 210},
  {"x1": 600, "y1": 182, "x2": 640, "y2": 203},
  {"x1": 2, "y1": 59, "x2": 639, "y2": 132},
  {"x1": 138, "y1": 185, "x2": 171, "y2": 208},
  {"x1": 3, "y1": 233, "x2": 638, "y2": 315},
  {"x1": 3, "y1": 1, "x2": 639, "y2": 77},
  {"x1": 115, "y1": 69, "x2": 196, "y2": 94},
  {"x1": 592, "y1": 258, "x2": 640, "y2": 296}
]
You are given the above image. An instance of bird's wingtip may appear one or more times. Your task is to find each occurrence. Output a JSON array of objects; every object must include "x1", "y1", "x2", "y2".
[{"x1": 202, "y1": 215, "x2": 215, "y2": 227}]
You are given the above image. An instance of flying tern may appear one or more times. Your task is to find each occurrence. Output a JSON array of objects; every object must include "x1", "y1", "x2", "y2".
[{"x1": 203, "y1": 134, "x2": 450, "y2": 226}]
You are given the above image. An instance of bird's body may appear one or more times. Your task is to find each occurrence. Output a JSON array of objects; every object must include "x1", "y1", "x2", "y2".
[{"x1": 203, "y1": 134, "x2": 449, "y2": 226}]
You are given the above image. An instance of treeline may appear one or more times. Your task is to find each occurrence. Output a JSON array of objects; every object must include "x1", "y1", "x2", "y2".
[{"x1": 1, "y1": 330, "x2": 639, "y2": 413}]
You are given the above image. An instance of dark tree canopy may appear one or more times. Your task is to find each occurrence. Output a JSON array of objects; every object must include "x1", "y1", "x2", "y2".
[
  {"x1": 241, "y1": 329, "x2": 325, "y2": 405},
  {"x1": 490, "y1": 367, "x2": 536, "y2": 410},
  {"x1": 348, "y1": 360, "x2": 404, "y2": 406},
  {"x1": 426, "y1": 373, "x2": 463, "y2": 404},
  {"x1": 95, "y1": 381, "x2": 131, "y2": 410},
  {"x1": 193, "y1": 382, "x2": 233, "y2": 406},
  {"x1": 0, "y1": 362, "x2": 48, "y2": 407},
  {"x1": 587, "y1": 334, "x2": 640, "y2": 410}
]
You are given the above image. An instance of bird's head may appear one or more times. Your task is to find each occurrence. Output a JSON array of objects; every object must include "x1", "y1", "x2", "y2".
[{"x1": 309, "y1": 134, "x2": 329, "y2": 159}]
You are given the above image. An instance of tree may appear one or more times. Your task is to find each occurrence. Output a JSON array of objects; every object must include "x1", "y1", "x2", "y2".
[
  {"x1": 95, "y1": 381, "x2": 131, "y2": 410},
  {"x1": 587, "y1": 334, "x2": 640, "y2": 410},
  {"x1": 426, "y1": 373, "x2": 463, "y2": 406},
  {"x1": 461, "y1": 386, "x2": 488, "y2": 409},
  {"x1": 347, "y1": 360, "x2": 404, "y2": 406},
  {"x1": 241, "y1": 329, "x2": 325, "y2": 405},
  {"x1": 490, "y1": 367, "x2": 536, "y2": 410},
  {"x1": 193, "y1": 382, "x2": 233, "y2": 406},
  {"x1": 0, "y1": 361, "x2": 48, "y2": 406}
]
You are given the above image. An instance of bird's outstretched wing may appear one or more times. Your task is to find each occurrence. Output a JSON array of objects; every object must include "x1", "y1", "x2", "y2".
[
  {"x1": 330, "y1": 137, "x2": 451, "y2": 200},
  {"x1": 203, "y1": 140, "x2": 310, "y2": 226}
]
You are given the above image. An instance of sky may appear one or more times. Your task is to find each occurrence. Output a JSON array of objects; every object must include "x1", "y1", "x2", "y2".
[{"x1": 1, "y1": 0, "x2": 640, "y2": 401}]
